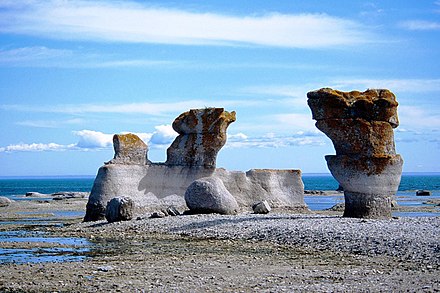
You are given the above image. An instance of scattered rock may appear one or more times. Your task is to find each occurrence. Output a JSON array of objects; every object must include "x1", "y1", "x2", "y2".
[
  {"x1": 326, "y1": 203, "x2": 345, "y2": 211},
  {"x1": 150, "y1": 211, "x2": 167, "y2": 218},
  {"x1": 185, "y1": 177, "x2": 239, "y2": 215},
  {"x1": 166, "y1": 206, "x2": 181, "y2": 216},
  {"x1": 166, "y1": 108, "x2": 236, "y2": 168},
  {"x1": 25, "y1": 192, "x2": 48, "y2": 197},
  {"x1": 0, "y1": 196, "x2": 12, "y2": 207},
  {"x1": 252, "y1": 200, "x2": 271, "y2": 214},
  {"x1": 424, "y1": 199, "x2": 440, "y2": 206},
  {"x1": 308, "y1": 88, "x2": 403, "y2": 219},
  {"x1": 52, "y1": 192, "x2": 88, "y2": 200},
  {"x1": 416, "y1": 190, "x2": 431, "y2": 196},
  {"x1": 105, "y1": 196, "x2": 135, "y2": 223},
  {"x1": 97, "y1": 266, "x2": 114, "y2": 272}
]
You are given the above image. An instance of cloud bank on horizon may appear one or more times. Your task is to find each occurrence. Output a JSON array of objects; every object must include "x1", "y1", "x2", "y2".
[{"x1": 0, "y1": 0, "x2": 439, "y2": 175}]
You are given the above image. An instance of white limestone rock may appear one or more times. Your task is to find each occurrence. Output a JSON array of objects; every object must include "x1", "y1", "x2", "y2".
[
  {"x1": 0, "y1": 196, "x2": 12, "y2": 207},
  {"x1": 185, "y1": 177, "x2": 239, "y2": 215},
  {"x1": 252, "y1": 200, "x2": 271, "y2": 214}
]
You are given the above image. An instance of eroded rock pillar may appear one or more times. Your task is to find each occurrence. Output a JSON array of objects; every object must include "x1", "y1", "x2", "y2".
[
  {"x1": 165, "y1": 108, "x2": 236, "y2": 168},
  {"x1": 307, "y1": 88, "x2": 403, "y2": 219}
]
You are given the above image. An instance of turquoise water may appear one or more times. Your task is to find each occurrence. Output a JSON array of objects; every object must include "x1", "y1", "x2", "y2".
[
  {"x1": 0, "y1": 173, "x2": 438, "y2": 198},
  {"x1": 0, "y1": 176, "x2": 94, "y2": 198},
  {"x1": 302, "y1": 173, "x2": 440, "y2": 194}
]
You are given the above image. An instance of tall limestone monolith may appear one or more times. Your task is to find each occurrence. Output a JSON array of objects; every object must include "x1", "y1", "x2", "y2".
[{"x1": 307, "y1": 88, "x2": 403, "y2": 219}]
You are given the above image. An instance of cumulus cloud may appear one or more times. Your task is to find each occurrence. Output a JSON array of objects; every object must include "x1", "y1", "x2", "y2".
[
  {"x1": 0, "y1": 126, "x2": 179, "y2": 153},
  {"x1": 149, "y1": 125, "x2": 178, "y2": 147},
  {"x1": 73, "y1": 130, "x2": 114, "y2": 149},
  {"x1": 0, "y1": 126, "x2": 326, "y2": 153},
  {"x1": 0, "y1": 0, "x2": 374, "y2": 48}
]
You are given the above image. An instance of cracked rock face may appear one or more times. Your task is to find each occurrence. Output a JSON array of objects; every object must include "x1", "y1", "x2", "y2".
[
  {"x1": 308, "y1": 88, "x2": 403, "y2": 219},
  {"x1": 166, "y1": 108, "x2": 236, "y2": 168},
  {"x1": 108, "y1": 133, "x2": 149, "y2": 165}
]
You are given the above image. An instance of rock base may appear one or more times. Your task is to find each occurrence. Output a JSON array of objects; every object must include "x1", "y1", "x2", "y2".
[
  {"x1": 326, "y1": 154, "x2": 403, "y2": 219},
  {"x1": 84, "y1": 164, "x2": 305, "y2": 221}
]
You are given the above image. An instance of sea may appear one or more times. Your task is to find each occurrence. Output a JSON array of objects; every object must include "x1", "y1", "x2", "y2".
[{"x1": 0, "y1": 173, "x2": 439, "y2": 214}]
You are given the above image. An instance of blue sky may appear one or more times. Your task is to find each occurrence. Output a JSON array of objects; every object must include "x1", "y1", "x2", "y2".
[{"x1": 0, "y1": 0, "x2": 439, "y2": 176}]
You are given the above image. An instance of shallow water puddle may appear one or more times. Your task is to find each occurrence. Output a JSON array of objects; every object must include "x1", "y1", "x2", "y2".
[
  {"x1": 304, "y1": 195, "x2": 344, "y2": 210},
  {"x1": 0, "y1": 231, "x2": 92, "y2": 264}
]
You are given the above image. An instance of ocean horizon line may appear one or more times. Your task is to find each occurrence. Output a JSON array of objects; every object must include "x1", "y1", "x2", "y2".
[{"x1": 1, "y1": 171, "x2": 439, "y2": 180}]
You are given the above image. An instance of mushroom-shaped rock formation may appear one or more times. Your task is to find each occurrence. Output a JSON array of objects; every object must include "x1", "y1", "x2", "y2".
[
  {"x1": 308, "y1": 88, "x2": 403, "y2": 219},
  {"x1": 108, "y1": 133, "x2": 149, "y2": 165},
  {"x1": 166, "y1": 108, "x2": 236, "y2": 168}
]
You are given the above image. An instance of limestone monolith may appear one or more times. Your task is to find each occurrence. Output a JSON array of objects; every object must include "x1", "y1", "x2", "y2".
[{"x1": 308, "y1": 88, "x2": 403, "y2": 219}]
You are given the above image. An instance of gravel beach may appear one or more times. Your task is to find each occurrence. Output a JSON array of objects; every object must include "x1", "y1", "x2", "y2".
[{"x1": 0, "y1": 197, "x2": 439, "y2": 292}]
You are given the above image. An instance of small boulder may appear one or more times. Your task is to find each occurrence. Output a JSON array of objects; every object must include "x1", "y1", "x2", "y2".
[
  {"x1": 185, "y1": 177, "x2": 239, "y2": 215},
  {"x1": 166, "y1": 206, "x2": 181, "y2": 216},
  {"x1": 105, "y1": 196, "x2": 135, "y2": 223},
  {"x1": 252, "y1": 200, "x2": 271, "y2": 214},
  {"x1": 150, "y1": 211, "x2": 167, "y2": 218},
  {"x1": 416, "y1": 190, "x2": 431, "y2": 196},
  {"x1": 326, "y1": 202, "x2": 345, "y2": 211},
  {"x1": 25, "y1": 192, "x2": 47, "y2": 197},
  {"x1": 0, "y1": 196, "x2": 12, "y2": 207}
]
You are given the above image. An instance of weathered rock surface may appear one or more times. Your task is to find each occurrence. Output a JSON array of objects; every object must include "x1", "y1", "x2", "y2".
[
  {"x1": 107, "y1": 133, "x2": 149, "y2": 165},
  {"x1": 84, "y1": 164, "x2": 305, "y2": 221},
  {"x1": 105, "y1": 196, "x2": 135, "y2": 223},
  {"x1": 185, "y1": 177, "x2": 239, "y2": 215},
  {"x1": 84, "y1": 108, "x2": 306, "y2": 221},
  {"x1": 308, "y1": 88, "x2": 403, "y2": 219},
  {"x1": 0, "y1": 196, "x2": 12, "y2": 207},
  {"x1": 252, "y1": 200, "x2": 271, "y2": 214},
  {"x1": 166, "y1": 108, "x2": 236, "y2": 168}
]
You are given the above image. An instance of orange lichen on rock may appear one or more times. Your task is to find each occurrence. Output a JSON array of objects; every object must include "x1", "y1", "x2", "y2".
[
  {"x1": 166, "y1": 108, "x2": 236, "y2": 168},
  {"x1": 307, "y1": 88, "x2": 399, "y2": 127},
  {"x1": 108, "y1": 133, "x2": 149, "y2": 165}
]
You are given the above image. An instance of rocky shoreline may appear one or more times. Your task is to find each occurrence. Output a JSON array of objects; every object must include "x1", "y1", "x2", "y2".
[{"x1": 0, "y1": 195, "x2": 439, "y2": 292}]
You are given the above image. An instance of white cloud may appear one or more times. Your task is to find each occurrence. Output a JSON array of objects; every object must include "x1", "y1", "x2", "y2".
[
  {"x1": 398, "y1": 105, "x2": 440, "y2": 129},
  {"x1": 0, "y1": 100, "x2": 211, "y2": 116},
  {"x1": 73, "y1": 130, "x2": 113, "y2": 149},
  {"x1": 0, "y1": 142, "x2": 76, "y2": 152},
  {"x1": 0, "y1": 46, "x2": 176, "y2": 68},
  {"x1": 0, "y1": 1, "x2": 375, "y2": 48},
  {"x1": 274, "y1": 113, "x2": 317, "y2": 131},
  {"x1": 226, "y1": 131, "x2": 325, "y2": 148},
  {"x1": 148, "y1": 125, "x2": 178, "y2": 147},
  {"x1": 0, "y1": 46, "x2": 72, "y2": 63},
  {"x1": 399, "y1": 20, "x2": 440, "y2": 31},
  {"x1": 16, "y1": 118, "x2": 86, "y2": 128}
]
